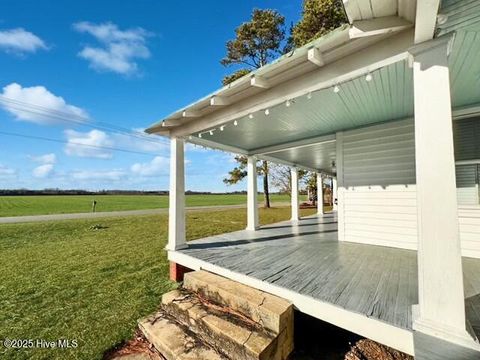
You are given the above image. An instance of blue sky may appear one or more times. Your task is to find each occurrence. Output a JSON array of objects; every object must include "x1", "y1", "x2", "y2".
[{"x1": 0, "y1": 0, "x2": 302, "y2": 192}]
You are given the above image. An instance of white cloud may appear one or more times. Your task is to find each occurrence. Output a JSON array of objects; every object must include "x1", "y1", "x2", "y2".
[
  {"x1": 30, "y1": 153, "x2": 56, "y2": 164},
  {"x1": 33, "y1": 164, "x2": 54, "y2": 178},
  {"x1": 131, "y1": 156, "x2": 169, "y2": 176},
  {"x1": 0, "y1": 164, "x2": 16, "y2": 178},
  {"x1": 73, "y1": 21, "x2": 152, "y2": 75},
  {"x1": 30, "y1": 153, "x2": 56, "y2": 178},
  {"x1": 64, "y1": 129, "x2": 113, "y2": 159},
  {"x1": 71, "y1": 169, "x2": 125, "y2": 181},
  {"x1": 62, "y1": 127, "x2": 167, "y2": 160},
  {"x1": 112, "y1": 128, "x2": 168, "y2": 153},
  {"x1": 0, "y1": 83, "x2": 89, "y2": 125},
  {"x1": 0, "y1": 28, "x2": 48, "y2": 55}
]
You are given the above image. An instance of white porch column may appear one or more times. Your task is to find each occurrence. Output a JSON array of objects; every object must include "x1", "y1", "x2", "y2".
[
  {"x1": 246, "y1": 156, "x2": 259, "y2": 231},
  {"x1": 411, "y1": 36, "x2": 475, "y2": 348},
  {"x1": 291, "y1": 167, "x2": 299, "y2": 221},
  {"x1": 167, "y1": 137, "x2": 187, "y2": 251},
  {"x1": 332, "y1": 177, "x2": 338, "y2": 211},
  {"x1": 317, "y1": 173, "x2": 324, "y2": 215}
]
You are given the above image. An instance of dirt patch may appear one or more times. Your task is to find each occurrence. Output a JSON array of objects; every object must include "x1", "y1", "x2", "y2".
[
  {"x1": 103, "y1": 330, "x2": 163, "y2": 360},
  {"x1": 345, "y1": 339, "x2": 413, "y2": 360},
  {"x1": 292, "y1": 312, "x2": 413, "y2": 360}
]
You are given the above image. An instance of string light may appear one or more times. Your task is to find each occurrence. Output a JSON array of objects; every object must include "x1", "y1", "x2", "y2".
[{"x1": 193, "y1": 72, "x2": 377, "y2": 135}]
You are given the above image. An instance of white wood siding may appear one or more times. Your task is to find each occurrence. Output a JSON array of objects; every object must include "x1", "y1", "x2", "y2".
[
  {"x1": 341, "y1": 119, "x2": 418, "y2": 250},
  {"x1": 338, "y1": 118, "x2": 480, "y2": 257},
  {"x1": 459, "y1": 206, "x2": 480, "y2": 258}
]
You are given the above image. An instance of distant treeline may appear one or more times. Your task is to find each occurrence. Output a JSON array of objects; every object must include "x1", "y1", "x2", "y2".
[{"x1": 0, "y1": 189, "x2": 250, "y2": 196}]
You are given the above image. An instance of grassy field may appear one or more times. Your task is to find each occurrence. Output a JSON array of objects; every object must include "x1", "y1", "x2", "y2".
[
  {"x1": 0, "y1": 206, "x2": 316, "y2": 360},
  {"x1": 0, "y1": 194, "x2": 304, "y2": 217}
]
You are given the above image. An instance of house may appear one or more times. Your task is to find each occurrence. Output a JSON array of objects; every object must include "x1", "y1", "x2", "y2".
[{"x1": 145, "y1": 0, "x2": 480, "y2": 358}]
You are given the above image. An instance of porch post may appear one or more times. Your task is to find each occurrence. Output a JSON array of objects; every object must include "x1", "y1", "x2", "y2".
[
  {"x1": 246, "y1": 156, "x2": 259, "y2": 230},
  {"x1": 411, "y1": 36, "x2": 475, "y2": 348},
  {"x1": 317, "y1": 172, "x2": 324, "y2": 215},
  {"x1": 332, "y1": 177, "x2": 338, "y2": 211},
  {"x1": 167, "y1": 137, "x2": 187, "y2": 251},
  {"x1": 291, "y1": 167, "x2": 299, "y2": 221}
]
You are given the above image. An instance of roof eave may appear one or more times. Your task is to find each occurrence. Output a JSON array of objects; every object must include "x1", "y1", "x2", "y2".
[{"x1": 146, "y1": 17, "x2": 413, "y2": 136}]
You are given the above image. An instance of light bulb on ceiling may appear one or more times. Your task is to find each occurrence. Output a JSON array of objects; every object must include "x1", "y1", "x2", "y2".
[
  {"x1": 220, "y1": 125, "x2": 225, "y2": 131},
  {"x1": 265, "y1": 109, "x2": 270, "y2": 115},
  {"x1": 198, "y1": 133, "x2": 202, "y2": 138},
  {"x1": 248, "y1": 113, "x2": 254, "y2": 119},
  {"x1": 286, "y1": 100, "x2": 291, "y2": 107},
  {"x1": 365, "y1": 73, "x2": 373, "y2": 82},
  {"x1": 209, "y1": 130, "x2": 214, "y2": 136},
  {"x1": 333, "y1": 85, "x2": 340, "y2": 93},
  {"x1": 234, "y1": 120, "x2": 238, "y2": 126},
  {"x1": 307, "y1": 92, "x2": 312, "y2": 100}
]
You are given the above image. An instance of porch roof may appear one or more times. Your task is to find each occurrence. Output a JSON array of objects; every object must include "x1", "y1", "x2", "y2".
[
  {"x1": 343, "y1": 0, "x2": 417, "y2": 24},
  {"x1": 146, "y1": 5, "x2": 480, "y2": 173},
  {"x1": 145, "y1": 20, "x2": 414, "y2": 137}
]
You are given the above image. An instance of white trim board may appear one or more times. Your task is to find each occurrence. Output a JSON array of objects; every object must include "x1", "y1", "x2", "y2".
[
  {"x1": 183, "y1": 104, "x2": 480, "y2": 171},
  {"x1": 168, "y1": 250, "x2": 415, "y2": 356},
  {"x1": 170, "y1": 31, "x2": 414, "y2": 137}
]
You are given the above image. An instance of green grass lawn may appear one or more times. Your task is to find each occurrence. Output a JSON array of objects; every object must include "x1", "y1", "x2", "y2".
[
  {"x1": 0, "y1": 206, "x2": 316, "y2": 360},
  {"x1": 0, "y1": 194, "x2": 303, "y2": 217}
]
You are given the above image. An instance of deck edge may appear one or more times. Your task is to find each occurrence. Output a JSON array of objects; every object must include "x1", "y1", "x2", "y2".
[{"x1": 169, "y1": 250, "x2": 415, "y2": 356}]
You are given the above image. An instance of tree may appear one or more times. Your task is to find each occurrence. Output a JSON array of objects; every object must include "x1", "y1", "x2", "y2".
[
  {"x1": 269, "y1": 165, "x2": 308, "y2": 195},
  {"x1": 304, "y1": 172, "x2": 318, "y2": 205},
  {"x1": 221, "y1": 9, "x2": 287, "y2": 207},
  {"x1": 221, "y1": 9, "x2": 286, "y2": 69},
  {"x1": 222, "y1": 68, "x2": 251, "y2": 86},
  {"x1": 223, "y1": 156, "x2": 272, "y2": 208},
  {"x1": 290, "y1": 0, "x2": 347, "y2": 48}
]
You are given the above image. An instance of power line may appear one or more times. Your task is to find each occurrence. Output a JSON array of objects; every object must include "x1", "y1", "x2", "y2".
[
  {"x1": 0, "y1": 95, "x2": 89, "y2": 122},
  {"x1": 0, "y1": 97, "x2": 168, "y2": 146},
  {"x1": 0, "y1": 95, "x2": 170, "y2": 146},
  {"x1": 0, "y1": 130, "x2": 161, "y2": 157}
]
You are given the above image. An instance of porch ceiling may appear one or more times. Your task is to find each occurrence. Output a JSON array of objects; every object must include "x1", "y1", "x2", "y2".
[
  {"x1": 449, "y1": 30, "x2": 480, "y2": 109},
  {"x1": 263, "y1": 141, "x2": 337, "y2": 174},
  {"x1": 192, "y1": 59, "x2": 414, "y2": 153},
  {"x1": 186, "y1": 30, "x2": 480, "y2": 173}
]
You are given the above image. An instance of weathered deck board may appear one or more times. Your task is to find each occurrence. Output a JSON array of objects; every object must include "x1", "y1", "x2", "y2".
[{"x1": 180, "y1": 213, "x2": 480, "y2": 334}]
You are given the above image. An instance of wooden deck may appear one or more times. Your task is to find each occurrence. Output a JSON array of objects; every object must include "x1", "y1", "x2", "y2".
[{"x1": 170, "y1": 213, "x2": 480, "y2": 355}]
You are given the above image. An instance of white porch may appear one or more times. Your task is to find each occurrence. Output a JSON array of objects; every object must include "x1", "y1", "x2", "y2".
[
  {"x1": 168, "y1": 213, "x2": 480, "y2": 357},
  {"x1": 146, "y1": 1, "x2": 480, "y2": 357}
]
